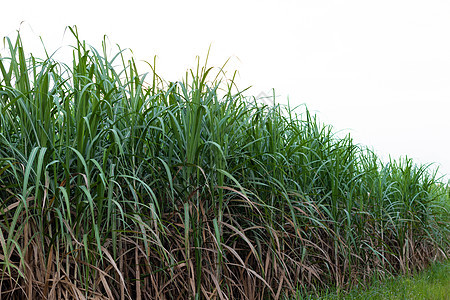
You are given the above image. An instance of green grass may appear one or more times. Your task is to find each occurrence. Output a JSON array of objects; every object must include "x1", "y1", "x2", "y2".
[
  {"x1": 316, "y1": 259, "x2": 450, "y2": 299},
  {"x1": 0, "y1": 26, "x2": 449, "y2": 299}
]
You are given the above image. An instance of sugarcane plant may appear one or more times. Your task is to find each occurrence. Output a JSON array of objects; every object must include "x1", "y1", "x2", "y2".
[{"x1": 0, "y1": 26, "x2": 448, "y2": 299}]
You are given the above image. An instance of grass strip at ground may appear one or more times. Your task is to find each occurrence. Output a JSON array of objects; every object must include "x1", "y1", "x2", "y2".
[{"x1": 316, "y1": 259, "x2": 450, "y2": 300}]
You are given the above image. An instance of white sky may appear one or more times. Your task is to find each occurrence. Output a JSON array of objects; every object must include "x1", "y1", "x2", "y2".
[{"x1": 2, "y1": 0, "x2": 450, "y2": 182}]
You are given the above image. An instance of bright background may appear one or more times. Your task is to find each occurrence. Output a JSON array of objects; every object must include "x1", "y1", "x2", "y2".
[{"x1": 2, "y1": 0, "x2": 450, "y2": 181}]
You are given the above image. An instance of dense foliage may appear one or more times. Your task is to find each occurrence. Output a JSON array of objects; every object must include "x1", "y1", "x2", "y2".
[{"x1": 0, "y1": 28, "x2": 449, "y2": 299}]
